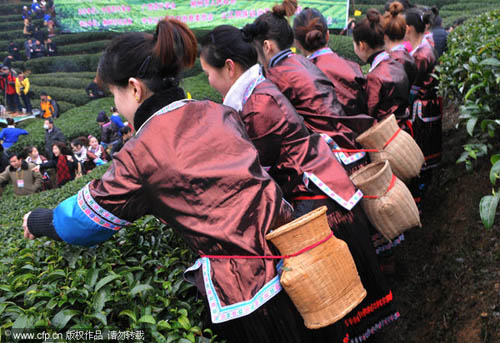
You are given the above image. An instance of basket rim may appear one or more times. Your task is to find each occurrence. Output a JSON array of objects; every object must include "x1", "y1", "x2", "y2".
[
  {"x1": 356, "y1": 114, "x2": 397, "y2": 142},
  {"x1": 265, "y1": 206, "x2": 327, "y2": 241},
  {"x1": 350, "y1": 160, "x2": 390, "y2": 187}
]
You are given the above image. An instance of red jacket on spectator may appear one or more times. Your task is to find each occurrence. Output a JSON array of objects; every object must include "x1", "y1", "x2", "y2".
[{"x1": 0, "y1": 73, "x2": 17, "y2": 95}]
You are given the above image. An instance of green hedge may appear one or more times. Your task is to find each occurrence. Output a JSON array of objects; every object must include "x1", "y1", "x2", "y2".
[
  {"x1": 32, "y1": 71, "x2": 98, "y2": 79},
  {"x1": 29, "y1": 85, "x2": 90, "y2": 106},
  {"x1": 30, "y1": 75, "x2": 93, "y2": 90},
  {"x1": 52, "y1": 32, "x2": 118, "y2": 46},
  {"x1": 19, "y1": 53, "x2": 101, "y2": 73},
  {"x1": 0, "y1": 165, "x2": 215, "y2": 342},
  {"x1": 0, "y1": 3, "x2": 27, "y2": 14},
  {"x1": 182, "y1": 73, "x2": 222, "y2": 103},
  {"x1": 0, "y1": 14, "x2": 26, "y2": 22},
  {"x1": 57, "y1": 40, "x2": 110, "y2": 56},
  {"x1": 9, "y1": 97, "x2": 114, "y2": 155},
  {"x1": 328, "y1": 34, "x2": 362, "y2": 64}
]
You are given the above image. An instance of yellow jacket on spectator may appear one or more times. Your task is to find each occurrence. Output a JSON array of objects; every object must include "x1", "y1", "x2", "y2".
[{"x1": 15, "y1": 77, "x2": 30, "y2": 95}]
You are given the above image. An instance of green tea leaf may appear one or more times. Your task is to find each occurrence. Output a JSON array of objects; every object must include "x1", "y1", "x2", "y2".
[
  {"x1": 130, "y1": 284, "x2": 154, "y2": 296},
  {"x1": 138, "y1": 315, "x2": 156, "y2": 325},
  {"x1": 94, "y1": 274, "x2": 121, "y2": 292},
  {"x1": 479, "y1": 194, "x2": 500, "y2": 229},
  {"x1": 490, "y1": 160, "x2": 500, "y2": 185},
  {"x1": 118, "y1": 310, "x2": 137, "y2": 323},
  {"x1": 51, "y1": 309, "x2": 80, "y2": 330}
]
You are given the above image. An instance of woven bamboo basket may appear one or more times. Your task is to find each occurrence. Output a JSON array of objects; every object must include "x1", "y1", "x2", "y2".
[
  {"x1": 265, "y1": 206, "x2": 366, "y2": 329},
  {"x1": 350, "y1": 160, "x2": 421, "y2": 240},
  {"x1": 356, "y1": 114, "x2": 424, "y2": 182}
]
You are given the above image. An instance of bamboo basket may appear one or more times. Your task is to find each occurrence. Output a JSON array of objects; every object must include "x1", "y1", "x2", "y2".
[
  {"x1": 356, "y1": 114, "x2": 424, "y2": 182},
  {"x1": 350, "y1": 160, "x2": 421, "y2": 240},
  {"x1": 265, "y1": 206, "x2": 366, "y2": 329}
]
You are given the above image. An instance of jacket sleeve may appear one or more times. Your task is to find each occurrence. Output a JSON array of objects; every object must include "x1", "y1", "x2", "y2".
[
  {"x1": 27, "y1": 145, "x2": 148, "y2": 247},
  {"x1": 18, "y1": 128, "x2": 29, "y2": 136},
  {"x1": 51, "y1": 100, "x2": 59, "y2": 118},
  {"x1": 15, "y1": 78, "x2": 21, "y2": 95},
  {"x1": 0, "y1": 167, "x2": 10, "y2": 184},
  {"x1": 33, "y1": 167, "x2": 42, "y2": 191},
  {"x1": 24, "y1": 78, "x2": 30, "y2": 94},
  {"x1": 365, "y1": 74, "x2": 384, "y2": 120}
]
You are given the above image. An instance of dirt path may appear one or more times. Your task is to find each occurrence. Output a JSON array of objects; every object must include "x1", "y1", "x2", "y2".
[{"x1": 384, "y1": 105, "x2": 500, "y2": 342}]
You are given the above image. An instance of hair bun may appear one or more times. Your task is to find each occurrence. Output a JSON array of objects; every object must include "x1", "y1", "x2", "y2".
[
  {"x1": 389, "y1": 1, "x2": 404, "y2": 16},
  {"x1": 241, "y1": 21, "x2": 268, "y2": 42},
  {"x1": 272, "y1": 0, "x2": 297, "y2": 17},
  {"x1": 367, "y1": 9, "x2": 381, "y2": 24}
]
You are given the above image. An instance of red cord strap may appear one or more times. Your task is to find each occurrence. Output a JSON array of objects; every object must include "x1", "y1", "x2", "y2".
[
  {"x1": 362, "y1": 174, "x2": 397, "y2": 199},
  {"x1": 332, "y1": 128, "x2": 402, "y2": 153},
  {"x1": 200, "y1": 232, "x2": 334, "y2": 259}
]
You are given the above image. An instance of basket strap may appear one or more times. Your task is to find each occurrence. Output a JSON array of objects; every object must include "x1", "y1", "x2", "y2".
[
  {"x1": 200, "y1": 232, "x2": 334, "y2": 259},
  {"x1": 362, "y1": 174, "x2": 397, "y2": 199}
]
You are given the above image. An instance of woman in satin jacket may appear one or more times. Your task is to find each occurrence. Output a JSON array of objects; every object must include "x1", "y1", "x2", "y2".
[
  {"x1": 353, "y1": 9, "x2": 410, "y2": 123},
  {"x1": 405, "y1": 7, "x2": 442, "y2": 204},
  {"x1": 242, "y1": 0, "x2": 375, "y2": 175},
  {"x1": 293, "y1": 7, "x2": 368, "y2": 117},
  {"x1": 21, "y1": 18, "x2": 319, "y2": 343},
  {"x1": 201, "y1": 24, "x2": 398, "y2": 343}
]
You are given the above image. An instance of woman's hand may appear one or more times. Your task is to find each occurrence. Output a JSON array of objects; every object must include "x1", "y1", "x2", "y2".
[
  {"x1": 23, "y1": 212, "x2": 35, "y2": 240},
  {"x1": 66, "y1": 155, "x2": 74, "y2": 162}
]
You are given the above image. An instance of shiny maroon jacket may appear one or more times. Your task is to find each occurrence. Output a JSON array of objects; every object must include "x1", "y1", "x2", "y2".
[
  {"x1": 389, "y1": 45, "x2": 417, "y2": 87},
  {"x1": 242, "y1": 78, "x2": 359, "y2": 205},
  {"x1": 73, "y1": 97, "x2": 294, "y2": 308},
  {"x1": 365, "y1": 51, "x2": 410, "y2": 121},
  {"x1": 308, "y1": 48, "x2": 368, "y2": 117},
  {"x1": 266, "y1": 50, "x2": 374, "y2": 149},
  {"x1": 411, "y1": 38, "x2": 441, "y2": 167}
]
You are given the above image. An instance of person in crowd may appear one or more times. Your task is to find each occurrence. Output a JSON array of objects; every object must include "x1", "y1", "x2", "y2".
[
  {"x1": 47, "y1": 19, "x2": 56, "y2": 38},
  {"x1": 16, "y1": 72, "x2": 32, "y2": 115},
  {"x1": 85, "y1": 77, "x2": 105, "y2": 100},
  {"x1": 2, "y1": 55, "x2": 14, "y2": 69},
  {"x1": 45, "y1": 38, "x2": 57, "y2": 56},
  {"x1": 293, "y1": 8, "x2": 368, "y2": 116},
  {"x1": 384, "y1": 0, "x2": 414, "y2": 11},
  {"x1": 70, "y1": 138, "x2": 90, "y2": 175},
  {"x1": 339, "y1": 17, "x2": 356, "y2": 36},
  {"x1": 109, "y1": 106, "x2": 125, "y2": 131},
  {"x1": 242, "y1": 0, "x2": 374, "y2": 174},
  {"x1": 22, "y1": 18, "x2": 336, "y2": 343},
  {"x1": 201, "y1": 24, "x2": 398, "y2": 343},
  {"x1": 382, "y1": 2, "x2": 417, "y2": 88},
  {"x1": 0, "y1": 151, "x2": 42, "y2": 196},
  {"x1": 87, "y1": 135, "x2": 108, "y2": 165},
  {"x1": 31, "y1": 0, "x2": 43, "y2": 18},
  {"x1": 43, "y1": 118, "x2": 66, "y2": 158},
  {"x1": 24, "y1": 18, "x2": 34, "y2": 39},
  {"x1": 22, "y1": 5, "x2": 32, "y2": 20},
  {"x1": 353, "y1": 9, "x2": 409, "y2": 122},
  {"x1": 110, "y1": 125, "x2": 132, "y2": 156},
  {"x1": 7, "y1": 41, "x2": 21, "y2": 61},
  {"x1": 36, "y1": 141, "x2": 77, "y2": 187},
  {"x1": 25, "y1": 145, "x2": 51, "y2": 190},
  {"x1": 0, "y1": 144, "x2": 9, "y2": 173},
  {"x1": 96, "y1": 111, "x2": 120, "y2": 149},
  {"x1": 0, "y1": 66, "x2": 23, "y2": 114},
  {"x1": 40, "y1": 91, "x2": 59, "y2": 118},
  {"x1": 405, "y1": 7, "x2": 442, "y2": 207},
  {"x1": 422, "y1": 7, "x2": 436, "y2": 48},
  {"x1": 24, "y1": 39, "x2": 34, "y2": 60},
  {"x1": 0, "y1": 118, "x2": 29, "y2": 150},
  {"x1": 430, "y1": 8, "x2": 448, "y2": 57},
  {"x1": 33, "y1": 39, "x2": 45, "y2": 59},
  {"x1": 25, "y1": 146, "x2": 47, "y2": 166}
]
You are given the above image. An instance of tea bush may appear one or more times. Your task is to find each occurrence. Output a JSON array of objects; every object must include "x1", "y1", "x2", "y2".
[
  {"x1": 182, "y1": 73, "x2": 222, "y2": 103},
  {"x1": 0, "y1": 166, "x2": 217, "y2": 342},
  {"x1": 29, "y1": 85, "x2": 90, "y2": 106},
  {"x1": 328, "y1": 34, "x2": 362, "y2": 64},
  {"x1": 29, "y1": 75, "x2": 93, "y2": 90},
  {"x1": 436, "y1": 10, "x2": 500, "y2": 228},
  {"x1": 20, "y1": 53, "x2": 101, "y2": 74}
]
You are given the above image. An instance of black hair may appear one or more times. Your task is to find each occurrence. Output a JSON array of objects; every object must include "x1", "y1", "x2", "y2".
[
  {"x1": 241, "y1": 0, "x2": 297, "y2": 51},
  {"x1": 7, "y1": 151, "x2": 21, "y2": 160},
  {"x1": 40, "y1": 91, "x2": 47, "y2": 96},
  {"x1": 353, "y1": 9, "x2": 385, "y2": 49},
  {"x1": 422, "y1": 7, "x2": 436, "y2": 29},
  {"x1": 405, "y1": 8, "x2": 426, "y2": 34},
  {"x1": 6, "y1": 118, "x2": 14, "y2": 126},
  {"x1": 120, "y1": 126, "x2": 132, "y2": 135},
  {"x1": 97, "y1": 18, "x2": 197, "y2": 93},
  {"x1": 200, "y1": 25, "x2": 258, "y2": 70},
  {"x1": 293, "y1": 8, "x2": 329, "y2": 52},
  {"x1": 71, "y1": 138, "x2": 83, "y2": 147}
]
